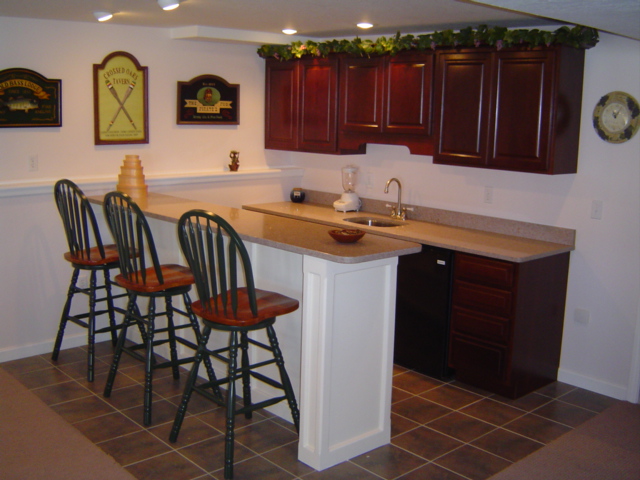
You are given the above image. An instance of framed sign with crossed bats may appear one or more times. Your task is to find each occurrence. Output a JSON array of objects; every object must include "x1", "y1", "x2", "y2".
[{"x1": 93, "y1": 51, "x2": 148, "y2": 145}]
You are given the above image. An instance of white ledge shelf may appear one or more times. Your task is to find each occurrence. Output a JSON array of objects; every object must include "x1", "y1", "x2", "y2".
[{"x1": 0, "y1": 167, "x2": 305, "y2": 198}]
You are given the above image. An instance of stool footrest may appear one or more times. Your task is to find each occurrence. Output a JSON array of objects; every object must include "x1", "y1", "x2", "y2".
[{"x1": 235, "y1": 396, "x2": 287, "y2": 417}]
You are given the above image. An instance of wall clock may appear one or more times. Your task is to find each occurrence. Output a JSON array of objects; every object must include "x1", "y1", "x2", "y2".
[{"x1": 592, "y1": 91, "x2": 639, "y2": 143}]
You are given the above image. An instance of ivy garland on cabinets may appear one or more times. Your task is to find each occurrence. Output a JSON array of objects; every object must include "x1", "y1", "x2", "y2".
[{"x1": 257, "y1": 25, "x2": 599, "y2": 60}]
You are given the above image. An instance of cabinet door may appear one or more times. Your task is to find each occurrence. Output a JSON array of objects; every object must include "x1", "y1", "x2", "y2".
[
  {"x1": 434, "y1": 51, "x2": 492, "y2": 167},
  {"x1": 489, "y1": 50, "x2": 554, "y2": 172},
  {"x1": 265, "y1": 59, "x2": 299, "y2": 150},
  {"x1": 385, "y1": 52, "x2": 434, "y2": 135},
  {"x1": 339, "y1": 56, "x2": 384, "y2": 132},
  {"x1": 298, "y1": 57, "x2": 339, "y2": 153}
]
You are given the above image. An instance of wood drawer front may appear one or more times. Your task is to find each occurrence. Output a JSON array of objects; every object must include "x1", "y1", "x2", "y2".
[
  {"x1": 451, "y1": 307, "x2": 510, "y2": 344},
  {"x1": 455, "y1": 253, "x2": 515, "y2": 289},
  {"x1": 453, "y1": 281, "x2": 513, "y2": 318},
  {"x1": 450, "y1": 334, "x2": 507, "y2": 381}
]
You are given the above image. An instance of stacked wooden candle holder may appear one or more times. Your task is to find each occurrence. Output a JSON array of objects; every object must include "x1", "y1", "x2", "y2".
[{"x1": 116, "y1": 155, "x2": 148, "y2": 200}]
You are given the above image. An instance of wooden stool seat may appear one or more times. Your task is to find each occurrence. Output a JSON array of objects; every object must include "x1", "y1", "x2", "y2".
[
  {"x1": 64, "y1": 244, "x2": 120, "y2": 266},
  {"x1": 192, "y1": 288, "x2": 299, "y2": 327},
  {"x1": 114, "y1": 264, "x2": 194, "y2": 293}
]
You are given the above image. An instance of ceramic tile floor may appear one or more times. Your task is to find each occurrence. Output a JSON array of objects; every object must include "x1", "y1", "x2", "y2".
[{"x1": 1, "y1": 341, "x2": 620, "y2": 480}]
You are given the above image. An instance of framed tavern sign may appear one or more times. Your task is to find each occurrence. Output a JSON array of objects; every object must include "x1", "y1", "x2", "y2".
[
  {"x1": 177, "y1": 74, "x2": 239, "y2": 125},
  {"x1": 93, "y1": 51, "x2": 149, "y2": 145},
  {"x1": 0, "y1": 68, "x2": 61, "y2": 128}
]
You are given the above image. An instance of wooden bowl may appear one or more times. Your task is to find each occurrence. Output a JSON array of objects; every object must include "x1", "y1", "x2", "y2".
[{"x1": 328, "y1": 228, "x2": 366, "y2": 243}]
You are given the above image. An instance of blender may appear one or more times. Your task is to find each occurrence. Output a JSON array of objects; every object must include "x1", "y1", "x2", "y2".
[{"x1": 333, "y1": 165, "x2": 361, "y2": 212}]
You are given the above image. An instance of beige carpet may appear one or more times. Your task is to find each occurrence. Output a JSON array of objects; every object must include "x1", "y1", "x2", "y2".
[
  {"x1": 0, "y1": 367, "x2": 135, "y2": 480},
  {"x1": 490, "y1": 400, "x2": 640, "y2": 480}
]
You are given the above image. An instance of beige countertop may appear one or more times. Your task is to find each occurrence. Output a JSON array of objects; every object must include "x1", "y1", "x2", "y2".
[
  {"x1": 89, "y1": 193, "x2": 421, "y2": 264},
  {"x1": 243, "y1": 202, "x2": 574, "y2": 263}
]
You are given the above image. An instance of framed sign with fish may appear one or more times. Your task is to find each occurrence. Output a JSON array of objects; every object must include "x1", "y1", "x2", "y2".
[
  {"x1": 176, "y1": 74, "x2": 239, "y2": 125},
  {"x1": 0, "y1": 68, "x2": 61, "y2": 128},
  {"x1": 93, "y1": 51, "x2": 148, "y2": 145}
]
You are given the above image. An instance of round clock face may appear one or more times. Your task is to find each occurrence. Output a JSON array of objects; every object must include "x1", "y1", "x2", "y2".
[{"x1": 593, "y1": 91, "x2": 640, "y2": 143}]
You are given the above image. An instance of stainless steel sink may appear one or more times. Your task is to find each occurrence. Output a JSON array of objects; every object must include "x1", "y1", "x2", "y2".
[{"x1": 344, "y1": 217, "x2": 406, "y2": 227}]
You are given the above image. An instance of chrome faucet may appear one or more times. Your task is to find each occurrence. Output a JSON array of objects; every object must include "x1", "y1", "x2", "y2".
[{"x1": 384, "y1": 177, "x2": 406, "y2": 220}]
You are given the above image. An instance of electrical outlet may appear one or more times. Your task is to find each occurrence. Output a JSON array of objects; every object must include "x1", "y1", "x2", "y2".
[
  {"x1": 590, "y1": 200, "x2": 603, "y2": 220},
  {"x1": 28, "y1": 155, "x2": 39, "y2": 172},
  {"x1": 574, "y1": 307, "x2": 590, "y2": 325},
  {"x1": 484, "y1": 186, "x2": 493, "y2": 204},
  {"x1": 364, "y1": 170, "x2": 374, "y2": 191}
]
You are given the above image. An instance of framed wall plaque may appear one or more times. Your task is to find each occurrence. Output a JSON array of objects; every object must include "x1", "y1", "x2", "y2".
[
  {"x1": 93, "y1": 51, "x2": 148, "y2": 145},
  {"x1": 177, "y1": 74, "x2": 239, "y2": 125},
  {"x1": 0, "y1": 68, "x2": 61, "y2": 127}
]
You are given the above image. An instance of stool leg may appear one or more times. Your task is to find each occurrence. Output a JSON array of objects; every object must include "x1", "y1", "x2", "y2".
[
  {"x1": 170, "y1": 325, "x2": 212, "y2": 443},
  {"x1": 225, "y1": 331, "x2": 239, "y2": 480},
  {"x1": 183, "y1": 293, "x2": 221, "y2": 399},
  {"x1": 102, "y1": 268, "x2": 119, "y2": 346},
  {"x1": 266, "y1": 325, "x2": 300, "y2": 432},
  {"x1": 104, "y1": 293, "x2": 136, "y2": 398},
  {"x1": 52, "y1": 268, "x2": 80, "y2": 361},
  {"x1": 143, "y1": 297, "x2": 156, "y2": 426},
  {"x1": 165, "y1": 296, "x2": 180, "y2": 380},
  {"x1": 240, "y1": 331, "x2": 252, "y2": 419},
  {"x1": 86, "y1": 270, "x2": 98, "y2": 382}
]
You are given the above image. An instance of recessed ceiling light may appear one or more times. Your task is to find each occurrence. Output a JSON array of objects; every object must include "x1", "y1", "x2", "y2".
[
  {"x1": 94, "y1": 11, "x2": 113, "y2": 22},
  {"x1": 357, "y1": 22, "x2": 374, "y2": 29},
  {"x1": 158, "y1": 0, "x2": 181, "y2": 11},
  {"x1": 282, "y1": 29, "x2": 297, "y2": 35}
]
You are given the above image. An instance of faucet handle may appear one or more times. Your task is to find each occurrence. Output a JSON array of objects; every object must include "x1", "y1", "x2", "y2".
[
  {"x1": 385, "y1": 204, "x2": 396, "y2": 216},
  {"x1": 398, "y1": 206, "x2": 413, "y2": 221}
]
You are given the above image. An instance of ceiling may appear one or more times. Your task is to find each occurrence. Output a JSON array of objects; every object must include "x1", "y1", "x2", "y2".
[{"x1": 0, "y1": 0, "x2": 637, "y2": 44}]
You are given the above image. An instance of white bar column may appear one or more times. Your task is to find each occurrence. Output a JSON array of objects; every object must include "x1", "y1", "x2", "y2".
[{"x1": 298, "y1": 255, "x2": 398, "y2": 470}]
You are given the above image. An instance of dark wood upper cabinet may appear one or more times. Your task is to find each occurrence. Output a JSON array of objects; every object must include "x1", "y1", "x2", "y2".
[
  {"x1": 264, "y1": 45, "x2": 584, "y2": 171},
  {"x1": 265, "y1": 56, "x2": 361, "y2": 154},
  {"x1": 386, "y1": 52, "x2": 434, "y2": 136},
  {"x1": 338, "y1": 51, "x2": 434, "y2": 155},
  {"x1": 265, "y1": 59, "x2": 298, "y2": 151},
  {"x1": 434, "y1": 46, "x2": 585, "y2": 174},
  {"x1": 433, "y1": 51, "x2": 492, "y2": 167}
]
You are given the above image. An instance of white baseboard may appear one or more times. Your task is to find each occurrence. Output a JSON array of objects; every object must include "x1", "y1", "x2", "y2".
[
  {"x1": 0, "y1": 334, "x2": 87, "y2": 364},
  {"x1": 558, "y1": 367, "x2": 630, "y2": 402}
]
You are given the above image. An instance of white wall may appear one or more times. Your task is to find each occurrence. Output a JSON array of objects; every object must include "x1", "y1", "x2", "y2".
[{"x1": 1, "y1": 17, "x2": 639, "y2": 402}]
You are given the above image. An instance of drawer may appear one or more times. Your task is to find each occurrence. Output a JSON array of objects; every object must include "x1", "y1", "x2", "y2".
[
  {"x1": 451, "y1": 307, "x2": 510, "y2": 344},
  {"x1": 453, "y1": 280, "x2": 513, "y2": 318},
  {"x1": 449, "y1": 334, "x2": 508, "y2": 381},
  {"x1": 455, "y1": 253, "x2": 515, "y2": 289}
]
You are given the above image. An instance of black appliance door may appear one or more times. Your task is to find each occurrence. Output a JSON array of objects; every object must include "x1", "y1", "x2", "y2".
[{"x1": 394, "y1": 245, "x2": 454, "y2": 379}]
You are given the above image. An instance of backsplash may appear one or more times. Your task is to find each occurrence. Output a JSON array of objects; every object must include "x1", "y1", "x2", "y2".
[{"x1": 302, "y1": 189, "x2": 575, "y2": 246}]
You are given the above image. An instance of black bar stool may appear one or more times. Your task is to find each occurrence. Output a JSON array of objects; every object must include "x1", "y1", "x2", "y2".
[
  {"x1": 102, "y1": 192, "x2": 216, "y2": 426},
  {"x1": 169, "y1": 209, "x2": 300, "y2": 479},
  {"x1": 52, "y1": 179, "x2": 128, "y2": 382}
]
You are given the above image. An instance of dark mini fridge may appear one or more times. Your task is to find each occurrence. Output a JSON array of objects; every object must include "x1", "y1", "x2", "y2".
[{"x1": 394, "y1": 244, "x2": 454, "y2": 380}]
